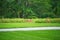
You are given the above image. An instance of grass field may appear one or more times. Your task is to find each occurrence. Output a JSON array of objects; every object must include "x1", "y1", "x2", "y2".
[
  {"x1": 0, "y1": 23, "x2": 60, "y2": 28},
  {"x1": 0, "y1": 30, "x2": 60, "y2": 40},
  {"x1": 0, "y1": 18, "x2": 60, "y2": 23}
]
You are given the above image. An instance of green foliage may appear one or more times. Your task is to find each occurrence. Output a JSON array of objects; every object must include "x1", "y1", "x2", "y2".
[
  {"x1": 1, "y1": 0, "x2": 60, "y2": 18},
  {"x1": 35, "y1": 20, "x2": 46, "y2": 23},
  {"x1": 0, "y1": 18, "x2": 60, "y2": 23}
]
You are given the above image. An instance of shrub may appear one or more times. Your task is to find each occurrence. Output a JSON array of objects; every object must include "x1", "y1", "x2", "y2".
[
  {"x1": 35, "y1": 20, "x2": 46, "y2": 23},
  {"x1": 35, "y1": 18, "x2": 60, "y2": 23},
  {"x1": 51, "y1": 19, "x2": 60, "y2": 23},
  {"x1": 0, "y1": 18, "x2": 60, "y2": 23},
  {"x1": 35, "y1": 20, "x2": 41, "y2": 23},
  {"x1": 0, "y1": 19, "x2": 24, "y2": 23}
]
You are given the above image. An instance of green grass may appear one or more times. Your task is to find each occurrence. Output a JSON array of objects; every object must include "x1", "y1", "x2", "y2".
[
  {"x1": 0, "y1": 18, "x2": 60, "y2": 23},
  {"x1": 0, "y1": 23, "x2": 60, "y2": 28},
  {"x1": 0, "y1": 30, "x2": 60, "y2": 40}
]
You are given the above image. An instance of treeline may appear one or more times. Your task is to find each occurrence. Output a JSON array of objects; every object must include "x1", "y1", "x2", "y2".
[{"x1": 0, "y1": 0, "x2": 60, "y2": 18}]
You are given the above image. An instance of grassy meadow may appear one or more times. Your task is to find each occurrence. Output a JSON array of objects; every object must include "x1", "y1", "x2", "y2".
[
  {"x1": 0, "y1": 18, "x2": 60, "y2": 40},
  {"x1": 0, "y1": 30, "x2": 60, "y2": 40},
  {"x1": 0, "y1": 23, "x2": 60, "y2": 28},
  {"x1": 0, "y1": 18, "x2": 60, "y2": 28}
]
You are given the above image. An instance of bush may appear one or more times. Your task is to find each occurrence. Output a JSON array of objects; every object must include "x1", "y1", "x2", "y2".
[
  {"x1": 51, "y1": 19, "x2": 60, "y2": 23},
  {"x1": 0, "y1": 18, "x2": 60, "y2": 23},
  {"x1": 35, "y1": 19, "x2": 47, "y2": 23},
  {"x1": 0, "y1": 19, "x2": 24, "y2": 23},
  {"x1": 35, "y1": 20, "x2": 47, "y2": 23},
  {"x1": 35, "y1": 20, "x2": 41, "y2": 23},
  {"x1": 35, "y1": 18, "x2": 60, "y2": 23}
]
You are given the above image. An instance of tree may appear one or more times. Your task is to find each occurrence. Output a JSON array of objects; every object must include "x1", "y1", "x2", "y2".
[
  {"x1": 51, "y1": 0, "x2": 60, "y2": 17},
  {"x1": 0, "y1": 0, "x2": 60, "y2": 18}
]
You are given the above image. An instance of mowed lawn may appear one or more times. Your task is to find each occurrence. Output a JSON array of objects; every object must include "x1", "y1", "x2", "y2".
[
  {"x1": 0, "y1": 23, "x2": 60, "y2": 28},
  {"x1": 0, "y1": 30, "x2": 60, "y2": 40}
]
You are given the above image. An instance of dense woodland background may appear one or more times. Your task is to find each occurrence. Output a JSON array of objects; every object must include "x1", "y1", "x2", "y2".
[{"x1": 0, "y1": 0, "x2": 60, "y2": 18}]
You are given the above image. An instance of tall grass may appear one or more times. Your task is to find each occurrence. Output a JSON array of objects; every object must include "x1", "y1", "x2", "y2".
[{"x1": 0, "y1": 18, "x2": 60, "y2": 23}]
